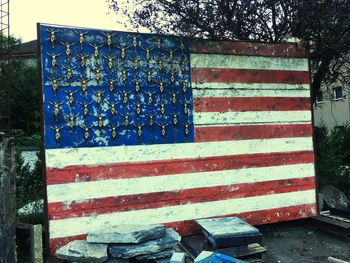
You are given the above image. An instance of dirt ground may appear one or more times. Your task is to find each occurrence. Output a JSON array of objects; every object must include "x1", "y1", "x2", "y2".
[{"x1": 257, "y1": 219, "x2": 350, "y2": 263}]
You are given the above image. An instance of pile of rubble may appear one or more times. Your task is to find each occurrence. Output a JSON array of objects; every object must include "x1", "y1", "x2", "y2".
[{"x1": 55, "y1": 224, "x2": 181, "y2": 262}]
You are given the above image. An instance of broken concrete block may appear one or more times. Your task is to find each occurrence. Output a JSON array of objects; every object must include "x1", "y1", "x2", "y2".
[
  {"x1": 55, "y1": 240, "x2": 107, "y2": 263},
  {"x1": 170, "y1": 252, "x2": 186, "y2": 263},
  {"x1": 321, "y1": 185, "x2": 350, "y2": 209},
  {"x1": 109, "y1": 228, "x2": 181, "y2": 258},
  {"x1": 87, "y1": 224, "x2": 166, "y2": 244},
  {"x1": 195, "y1": 217, "x2": 262, "y2": 248}
]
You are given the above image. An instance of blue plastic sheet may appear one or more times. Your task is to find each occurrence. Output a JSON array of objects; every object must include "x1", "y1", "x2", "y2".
[{"x1": 196, "y1": 252, "x2": 246, "y2": 263}]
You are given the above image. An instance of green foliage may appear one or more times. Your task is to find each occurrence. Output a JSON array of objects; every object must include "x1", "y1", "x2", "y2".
[
  {"x1": 7, "y1": 61, "x2": 40, "y2": 133},
  {"x1": 315, "y1": 124, "x2": 350, "y2": 193},
  {"x1": 0, "y1": 33, "x2": 21, "y2": 50},
  {"x1": 0, "y1": 34, "x2": 40, "y2": 134},
  {"x1": 12, "y1": 129, "x2": 40, "y2": 147},
  {"x1": 15, "y1": 148, "x2": 44, "y2": 224}
]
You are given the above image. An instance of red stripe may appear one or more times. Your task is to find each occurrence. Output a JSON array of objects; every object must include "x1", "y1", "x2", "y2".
[
  {"x1": 191, "y1": 68, "x2": 309, "y2": 84},
  {"x1": 194, "y1": 97, "x2": 311, "y2": 112},
  {"x1": 195, "y1": 124, "x2": 313, "y2": 142},
  {"x1": 46, "y1": 151, "x2": 314, "y2": 185},
  {"x1": 48, "y1": 177, "x2": 315, "y2": 220},
  {"x1": 49, "y1": 203, "x2": 317, "y2": 255},
  {"x1": 190, "y1": 40, "x2": 308, "y2": 58}
]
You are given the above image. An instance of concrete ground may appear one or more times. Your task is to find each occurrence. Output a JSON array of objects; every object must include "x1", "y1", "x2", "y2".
[{"x1": 257, "y1": 219, "x2": 350, "y2": 263}]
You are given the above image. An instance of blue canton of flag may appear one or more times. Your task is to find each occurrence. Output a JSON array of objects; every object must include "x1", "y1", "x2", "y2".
[{"x1": 40, "y1": 25, "x2": 194, "y2": 149}]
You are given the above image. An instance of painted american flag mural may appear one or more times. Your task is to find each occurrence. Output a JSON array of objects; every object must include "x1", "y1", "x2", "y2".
[{"x1": 38, "y1": 24, "x2": 317, "y2": 254}]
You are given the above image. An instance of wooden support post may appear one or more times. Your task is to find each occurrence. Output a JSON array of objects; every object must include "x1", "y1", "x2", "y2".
[{"x1": 32, "y1": 224, "x2": 44, "y2": 263}]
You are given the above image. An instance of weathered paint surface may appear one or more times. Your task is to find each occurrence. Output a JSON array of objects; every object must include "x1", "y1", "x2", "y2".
[
  {"x1": 193, "y1": 111, "x2": 311, "y2": 126},
  {"x1": 46, "y1": 150, "x2": 315, "y2": 185},
  {"x1": 49, "y1": 190, "x2": 315, "y2": 239},
  {"x1": 40, "y1": 24, "x2": 317, "y2": 255},
  {"x1": 47, "y1": 163, "x2": 314, "y2": 203},
  {"x1": 190, "y1": 40, "x2": 308, "y2": 58},
  {"x1": 45, "y1": 136, "x2": 314, "y2": 168},
  {"x1": 190, "y1": 54, "x2": 309, "y2": 71}
]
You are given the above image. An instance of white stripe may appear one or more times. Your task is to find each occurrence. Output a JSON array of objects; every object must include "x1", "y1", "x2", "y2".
[
  {"x1": 193, "y1": 111, "x2": 311, "y2": 126},
  {"x1": 47, "y1": 163, "x2": 315, "y2": 203},
  {"x1": 192, "y1": 83, "x2": 310, "y2": 90},
  {"x1": 190, "y1": 53, "x2": 308, "y2": 71},
  {"x1": 45, "y1": 137, "x2": 314, "y2": 168},
  {"x1": 49, "y1": 190, "x2": 316, "y2": 238},
  {"x1": 193, "y1": 89, "x2": 310, "y2": 98}
]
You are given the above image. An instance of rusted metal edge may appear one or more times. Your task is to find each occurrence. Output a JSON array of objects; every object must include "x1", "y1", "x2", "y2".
[{"x1": 307, "y1": 216, "x2": 350, "y2": 240}]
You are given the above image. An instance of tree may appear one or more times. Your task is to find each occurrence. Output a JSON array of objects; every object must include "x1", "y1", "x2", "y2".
[
  {"x1": 6, "y1": 60, "x2": 40, "y2": 133},
  {"x1": 0, "y1": 35, "x2": 40, "y2": 134},
  {"x1": 107, "y1": 0, "x2": 350, "y2": 101}
]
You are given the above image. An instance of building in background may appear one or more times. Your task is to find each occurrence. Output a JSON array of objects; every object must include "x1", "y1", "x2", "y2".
[
  {"x1": 313, "y1": 76, "x2": 350, "y2": 130},
  {"x1": 10, "y1": 39, "x2": 36, "y2": 66}
]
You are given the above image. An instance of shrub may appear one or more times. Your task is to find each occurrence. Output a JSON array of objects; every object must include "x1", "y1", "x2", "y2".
[{"x1": 315, "y1": 124, "x2": 350, "y2": 193}]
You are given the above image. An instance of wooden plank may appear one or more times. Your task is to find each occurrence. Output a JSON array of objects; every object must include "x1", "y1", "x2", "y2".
[
  {"x1": 190, "y1": 40, "x2": 308, "y2": 58},
  {"x1": 46, "y1": 151, "x2": 315, "y2": 185},
  {"x1": 48, "y1": 177, "x2": 316, "y2": 220},
  {"x1": 190, "y1": 53, "x2": 308, "y2": 71},
  {"x1": 191, "y1": 68, "x2": 310, "y2": 84}
]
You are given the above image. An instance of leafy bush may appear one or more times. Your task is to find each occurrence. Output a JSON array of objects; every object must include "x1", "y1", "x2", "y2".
[
  {"x1": 315, "y1": 124, "x2": 350, "y2": 193},
  {"x1": 12, "y1": 129, "x2": 40, "y2": 147},
  {"x1": 15, "y1": 143, "x2": 44, "y2": 224}
]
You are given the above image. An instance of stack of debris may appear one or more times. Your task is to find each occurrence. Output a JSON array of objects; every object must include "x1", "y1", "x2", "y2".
[
  {"x1": 182, "y1": 217, "x2": 265, "y2": 260},
  {"x1": 55, "y1": 224, "x2": 181, "y2": 262}
]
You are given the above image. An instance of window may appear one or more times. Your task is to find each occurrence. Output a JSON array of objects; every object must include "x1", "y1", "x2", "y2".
[
  {"x1": 332, "y1": 86, "x2": 343, "y2": 100},
  {"x1": 316, "y1": 90, "x2": 324, "y2": 103}
]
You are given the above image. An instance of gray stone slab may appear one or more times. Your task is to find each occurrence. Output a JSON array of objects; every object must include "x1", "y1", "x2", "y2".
[
  {"x1": 196, "y1": 217, "x2": 259, "y2": 238},
  {"x1": 170, "y1": 252, "x2": 186, "y2": 263},
  {"x1": 109, "y1": 228, "x2": 181, "y2": 259},
  {"x1": 55, "y1": 240, "x2": 108, "y2": 263},
  {"x1": 87, "y1": 224, "x2": 166, "y2": 244},
  {"x1": 195, "y1": 218, "x2": 262, "y2": 248},
  {"x1": 136, "y1": 249, "x2": 174, "y2": 260}
]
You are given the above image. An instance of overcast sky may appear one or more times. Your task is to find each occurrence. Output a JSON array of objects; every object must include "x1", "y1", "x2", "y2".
[{"x1": 10, "y1": 0, "x2": 131, "y2": 42}]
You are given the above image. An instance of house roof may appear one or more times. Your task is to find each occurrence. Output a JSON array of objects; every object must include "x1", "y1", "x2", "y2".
[{"x1": 10, "y1": 40, "x2": 37, "y2": 58}]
